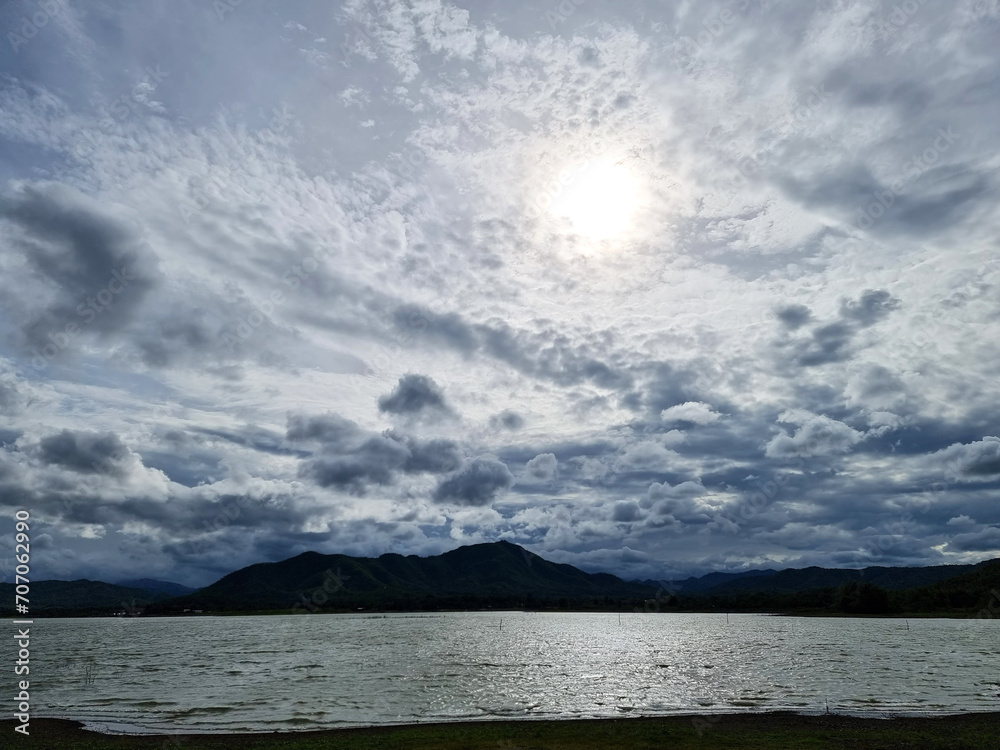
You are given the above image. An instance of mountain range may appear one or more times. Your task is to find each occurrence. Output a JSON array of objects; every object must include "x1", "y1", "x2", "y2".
[{"x1": 3, "y1": 542, "x2": 997, "y2": 617}]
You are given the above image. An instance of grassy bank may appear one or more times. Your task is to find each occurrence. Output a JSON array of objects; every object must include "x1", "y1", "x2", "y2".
[{"x1": 4, "y1": 712, "x2": 1000, "y2": 749}]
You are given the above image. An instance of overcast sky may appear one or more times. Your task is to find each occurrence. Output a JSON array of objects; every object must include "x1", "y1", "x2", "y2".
[{"x1": 1, "y1": 0, "x2": 999, "y2": 587}]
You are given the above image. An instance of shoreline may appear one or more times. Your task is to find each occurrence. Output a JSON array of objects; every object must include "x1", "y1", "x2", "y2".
[
  {"x1": 61, "y1": 706, "x2": 1000, "y2": 735},
  {"x1": 5, "y1": 711, "x2": 1000, "y2": 749},
  {"x1": 4, "y1": 608, "x2": 992, "y2": 619}
]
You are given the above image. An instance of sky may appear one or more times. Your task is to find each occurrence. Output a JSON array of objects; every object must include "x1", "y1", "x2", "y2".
[{"x1": 1, "y1": 0, "x2": 999, "y2": 588}]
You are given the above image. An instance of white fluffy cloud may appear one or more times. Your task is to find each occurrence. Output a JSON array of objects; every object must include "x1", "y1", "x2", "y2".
[
  {"x1": 661, "y1": 401, "x2": 722, "y2": 425},
  {"x1": 765, "y1": 410, "x2": 867, "y2": 459}
]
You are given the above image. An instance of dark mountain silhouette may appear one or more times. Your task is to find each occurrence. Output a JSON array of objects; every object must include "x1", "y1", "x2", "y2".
[
  {"x1": 153, "y1": 540, "x2": 656, "y2": 612},
  {"x1": 4, "y1": 545, "x2": 996, "y2": 616},
  {"x1": 641, "y1": 569, "x2": 778, "y2": 594},
  {"x1": 117, "y1": 578, "x2": 196, "y2": 597},
  {"x1": 0, "y1": 580, "x2": 163, "y2": 613},
  {"x1": 695, "y1": 563, "x2": 977, "y2": 595},
  {"x1": 895, "y1": 557, "x2": 1000, "y2": 614},
  {"x1": 679, "y1": 558, "x2": 1000, "y2": 615}
]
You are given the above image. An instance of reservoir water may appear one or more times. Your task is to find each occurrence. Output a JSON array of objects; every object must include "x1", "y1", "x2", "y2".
[{"x1": 10, "y1": 612, "x2": 999, "y2": 733}]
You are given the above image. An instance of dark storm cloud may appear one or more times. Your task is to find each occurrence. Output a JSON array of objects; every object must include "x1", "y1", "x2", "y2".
[
  {"x1": 304, "y1": 435, "x2": 410, "y2": 491},
  {"x1": 36, "y1": 429, "x2": 131, "y2": 475},
  {"x1": 134, "y1": 315, "x2": 223, "y2": 369},
  {"x1": 140, "y1": 449, "x2": 222, "y2": 488},
  {"x1": 433, "y1": 457, "x2": 514, "y2": 506},
  {"x1": 799, "y1": 162, "x2": 992, "y2": 238},
  {"x1": 490, "y1": 410, "x2": 525, "y2": 430},
  {"x1": 947, "y1": 527, "x2": 1000, "y2": 551},
  {"x1": 631, "y1": 362, "x2": 700, "y2": 416},
  {"x1": 378, "y1": 374, "x2": 451, "y2": 416},
  {"x1": 612, "y1": 501, "x2": 641, "y2": 522},
  {"x1": 849, "y1": 364, "x2": 905, "y2": 404},
  {"x1": 394, "y1": 434, "x2": 463, "y2": 473},
  {"x1": 392, "y1": 304, "x2": 632, "y2": 390},
  {"x1": 287, "y1": 413, "x2": 362, "y2": 450},
  {"x1": 288, "y1": 413, "x2": 466, "y2": 493},
  {"x1": 931, "y1": 437, "x2": 1000, "y2": 479},
  {"x1": 0, "y1": 182, "x2": 158, "y2": 351},
  {"x1": 393, "y1": 305, "x2": 478, "y2": 352},
  {"x1": 776, "y1": 289, "x2": 901, "y2": 367},
  {"x1": 775, "y1": 303, "x2": 812, "y2": 330},
  {"x1": 839, "y1": 289, "x2": 901, "y2": 326}
]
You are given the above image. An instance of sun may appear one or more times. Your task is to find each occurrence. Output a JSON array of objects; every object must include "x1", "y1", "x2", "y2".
[{"x1": 549, "y1": 157, "x2": 639, "y2": 240}]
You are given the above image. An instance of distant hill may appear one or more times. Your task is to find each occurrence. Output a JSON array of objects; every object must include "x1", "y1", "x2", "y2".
[
  {"x1": 641, "y1": 569, "x2": 778, "y2": 594},
  {"x1": 673, "y1": 558, "x2": 998, "y2": 615},
  {"x1": 117, "y1": 578, "x2": 196, "y2": 597},
  {"x1": 4, "y1": 547, "x2": 996, "y2": 616},
  {"x1": 0, "y1": 580, "x2": 163, "y2": 614},
  {"x1": 151, "y1": 541, "x2": 658, "y2": 612},
  {"x1": 895, "y1": 558, "x2": 1000, "y2": 613},
  {"x1": 699, "y1": 563, "x2": 976, "y2": 595}
]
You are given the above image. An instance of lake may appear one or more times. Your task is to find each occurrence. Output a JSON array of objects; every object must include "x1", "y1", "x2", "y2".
[{"x1": 9, "y1": 612, "x2": 1000, "y2": 733}]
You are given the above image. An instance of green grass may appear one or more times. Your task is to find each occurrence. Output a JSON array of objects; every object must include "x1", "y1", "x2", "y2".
[{"x1": 4, "y1": 713, "x2": 1000, "y2": 749}]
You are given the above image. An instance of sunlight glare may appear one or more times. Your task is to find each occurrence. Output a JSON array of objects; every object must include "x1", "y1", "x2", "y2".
[{"x1": 550, "y1": 157, "x2": 639, "y2": 240}]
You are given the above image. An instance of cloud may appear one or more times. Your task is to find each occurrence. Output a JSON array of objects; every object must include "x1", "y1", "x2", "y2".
[
  {"x1": 839, "y1": 289, "x2": 902, "y2": 327},
  {"x1": 612, "y1": 501, "x2": 641, "y2": 522},
  {"x1": 660, "y1": 401, "x2": 722, "y2": 425},
  {"x1": 391, "y1": 304, "x2": 633, "y2": 390},
  {"x1": 0, "y1": 368, "x2": 28, "y2": 416},
  {"x1": 287, "y1": 413, "x2": 463, "y2": 493},
  {"x1": 776, "y1": 290, "x2": 902, "y2": 367},
  {"x1": 396, "y1": 434, "x2": 463, "y2": 474},
  {"x1": 0, "y1": 182, "x2": 158, "y2": 354},
  {"x1": 490, "y1": 410, "x2": 525, "y2": 430},
  {"x1": 620, "y1": 441, "x2": 677, "y2": 470},
  {"x1": 930, "y1": 436, "x2": 1000, "y2": 479},
  {"x1": 287, "y1": 413, "x2": 363, "y2": 451},
  {"x1": 36, "y1": 429, "x2": 133, "y2": 475},
  {"x1": 433, "y1": 457, "x2": 514, "y2": 507},
  {"x1": 377, "y1": 374, "x2": 451, "y2": 417},
  {"x1": 846, "y1": 364, "x2": 908, "y2": 412},
  {"x1": 524, "y1": 452, "x2": 557, "y2": 481},
  {"x1": 642, "y1": 481, "x2": 714, "y2": 524},
  {"x1": 947, "y1": 515, "x2": 975, "y2": 527},
  {"x1": 765, "y1": 411, "x2": 866, "y2": 458},
  {"x1": 946, "y1": 526, "x2": 1000, "y2": 552},
  {"x1": 303, "y1": 434, "x2": 410, "y2": 492},
  {"x1": 775, "y1": 303, "x2": 812, "y2": 330}
]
